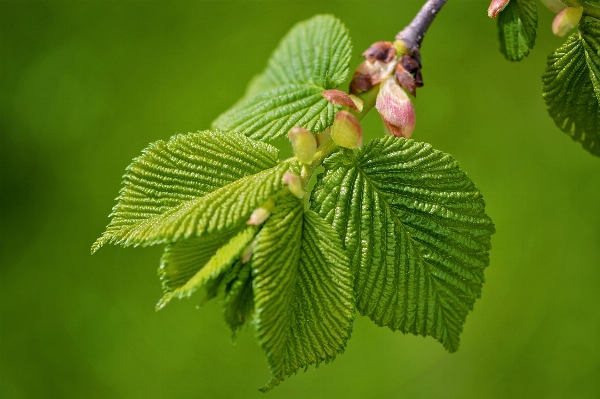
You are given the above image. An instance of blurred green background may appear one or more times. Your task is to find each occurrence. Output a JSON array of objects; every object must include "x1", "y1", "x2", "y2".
[{"x1": 1, "y1": 1, "x2": 599, "y2": 398}]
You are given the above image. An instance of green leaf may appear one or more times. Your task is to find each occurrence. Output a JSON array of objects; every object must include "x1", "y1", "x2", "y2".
[
  {"x1": 252, "y1": 195, "x2": 354, "y2": 391},
  {"x1": 211, "y1": 84, "x2": 338, "y2": 141},
  {"x1": 581, "y1": 22, "x2": 600, "y2": 97},
  {"x1": 92, "y1": 131, "x2": 285, "y2": 251},
  {"x1": 497, "y1": 0, "x2": 537, "y2": 61},
  {"x1": 255, "y1": 14, "x2": 352, "y2": 90},
  {"x1": 542, "y1": 22, "x2": 600, "y2": 157},
  {"x1": 157, "y1": 226, "x2": 257, "y2": 309},
  {"x1": 311, "y1": 137, "x2": 495, "y2": 352},
  {"x1": 212, "y1": 15, "x2": 352, "y2": 141},
  {"x1": 223, "y1": 262, "x2": 255, "y2": 334}
]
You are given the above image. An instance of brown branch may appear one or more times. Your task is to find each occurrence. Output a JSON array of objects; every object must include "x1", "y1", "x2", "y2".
[{"x1": 396, "y1": 0, "x2": 448, "y2": 55}]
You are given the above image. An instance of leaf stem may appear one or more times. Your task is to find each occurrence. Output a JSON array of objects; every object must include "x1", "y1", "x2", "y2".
[
  {"x1": 352, "y1": 85, "x2": 380, "y2": 121},
  {"x1": 564, "y1": 0, "x2": 600, "y2": 19},
  {"x1": 301, "y1": 137, "x2": 337, "y2": 186},
  {"x1": 396, "y1": 0, "x2": 448, "y2": 54}
]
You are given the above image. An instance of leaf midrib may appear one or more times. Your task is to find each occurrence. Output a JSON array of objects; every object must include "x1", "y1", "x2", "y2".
[{"x1": 352, "y1": 159, "x2": 459, "y2": 349}]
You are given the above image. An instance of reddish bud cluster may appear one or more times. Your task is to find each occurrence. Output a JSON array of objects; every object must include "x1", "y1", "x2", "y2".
[{"x1": 345, "y1": 39, "x2": 420, "y2": 141}]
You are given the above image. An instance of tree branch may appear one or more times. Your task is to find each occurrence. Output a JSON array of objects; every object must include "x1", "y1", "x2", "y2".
[{"x1": 396, "y1": 0, "x2": 448, "y2": 54}]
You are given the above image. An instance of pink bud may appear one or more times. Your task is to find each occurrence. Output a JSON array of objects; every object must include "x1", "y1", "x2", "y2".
[
  {"x1": 288, "y1": 126, "x2": 317, "y2": 164},
  {"x1": 376, "y1": 77, "x2": 416, "y2": 139},
  {"x1": 282, "y1": 172, "x2": 305, "y2": 199},
  {"x1": 331, "y1": 111, "x2": 363, "y2": 149},
  {"x1": 552, "y1": 7, "x2": 583, "y2": 37},
  {"x1": 247, "y1": 207, "x2": 270, "y2": 226},
  {"x1": 541, "y1": 0, "x2": 567, "y2": 13},
  {"x1": 488, "y1": 0, "x2": 510, "y2": 18},
  {"x1": 241, "y1": 240, "x2": 256, "y2": 264}
]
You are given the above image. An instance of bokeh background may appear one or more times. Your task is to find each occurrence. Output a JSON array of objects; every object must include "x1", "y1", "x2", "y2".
[{"x1": 2, "y1": 1, "x2": 599, "y2": 398}]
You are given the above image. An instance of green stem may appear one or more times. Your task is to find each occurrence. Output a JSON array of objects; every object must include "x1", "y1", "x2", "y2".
[
  {"x1": 300, "y1": 137, "x2": 338, "y2": 187},
  {"x1": 563, "y1": 0, "x2": 600, "y2": 19},
  {"x1": 351, "y1": 84, "x2": 380, "y2": 121}
]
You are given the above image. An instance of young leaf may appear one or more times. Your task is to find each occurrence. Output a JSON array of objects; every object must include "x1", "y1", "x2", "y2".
[
  {"x1": 311, "y1": 137, "x2": 495, "y2": 352},
  {"x1": 581, "y1": 22, "x2": 600, "y2": 97},
  {"x1": 223, "y1": 262, "x2": 255, "y2": 334},
  {"x1": 211, "y1": 84, "x2": 338, "y2": 141},
  {"x1": 158, "y1": 228, "x2": 239, "y2": 296},
  {"x1": 542, "y1": 22, "x2": 600, "y2": 156},
  {"x1": 92, "y1": 131, "x2": 285, "y2": 251},
  {"x1": 254, "y1": 14, "x2": 352, "y2": 90},
  {"x1": 157, "y1": 226, "x2": 258, "y2": 309},
  {"x1": 497, "y1": 0, "x2": 538, "y2": 61},
  {"x1": 252, "y1": 195, "x2": 354, "y2": 391},
  {"x1": 212, "y1": 15, "x2": 352, "y2": 141}
]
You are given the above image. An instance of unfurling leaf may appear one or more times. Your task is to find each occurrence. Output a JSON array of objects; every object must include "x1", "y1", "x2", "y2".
[
  {"x1": 156, "y1": 226, "x2": 258, "y2": 309},
  {"x1": 552, "y1": 7, "x2": 582, "y2": 37},
  {"x1": 542, "y1": 22, "x2": 600, "y2": 156},
  {"x1": 223, "y1": 262, "x2": 255, "y2": 334},
  {"x1": 92, "y1": 131, "x2": 289, "y2": 250},
  {"x1": 311, "y1": 137, "x2": 495, "y2": 352},
  {"x1": 322, "y1": 89, "x2": 360, "y2": 111},
  {"x1": 282, "y1": 172, "x2": 306, "y2": 199},
  {"x1": 497, "y1": 0, "x2": 538, "y2": 61},
  {"x1": 331, "y1": 110, "x2": 363, "y2": 148},
  {"x1": 212, "y1": 15, "x2": 352, "y2": 141},
  {"x1": 252, "y1": 195, "x2": 354, "y2": 391},
  {"x1": 288, "y1": 126, "x2": 318, "y2": 164}
]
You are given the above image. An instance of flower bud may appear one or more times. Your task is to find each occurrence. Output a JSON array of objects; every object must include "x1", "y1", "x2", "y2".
[
  {"x1": 282, "y1": 172, "x2": 305, "y2": 199},
  {"x1": 541, "y1": 0, "x2": 567, "y2": 13},
  {"x1": 552, "y1": 7, "x2": 583, "y2": 37},
  {"x1": 362, "y1": 41, "x2": 396, "y2": 63},
  {"x1": 488, "y1": 0, "x2": 510, "y2": 18},
  {"x1": 331, "y1": 110, "x2": 363, "y2": 148},
  {"x1": 288, "y1": 127, "x2": 317, "y2": 164},
  {"x1": 376, "y1": 76, "x2": 416, "y2": 139},
  {"x1": 394, "y1": 54, "x2": 424, "y2": 97},
  {"x1": 349, "y1": 59, "x2": 396, "y2": 94},
  {"x1": 247, "y1": 207, "x2": 271, "y2": 226}
]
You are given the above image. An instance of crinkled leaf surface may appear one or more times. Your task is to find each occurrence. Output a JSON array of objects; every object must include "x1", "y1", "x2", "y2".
[
  {"x1": 212, "y1": 15, "x2": 352, "y2": 141},
  {"x1": 211, "y1": 84, "x2": 338, "y2": 142},
  {"x1": 92, "y1": 131, "x2": 283, "y2": 251},
  {"x1": 157, "y1": 226, "x2": 257, "y2": 309},
  {"x1": 252, "y1": 195, "x2": 354, "y2": 391},
  {"x1": 223, "y1": 262, "x2": 255, "y2": 334},
  {"x1": 542, "y1": 22, "x2": 600, "y2": 157},
  {"x1": 497, "y1": 0, "x2": 537, "y2": 61},
  {"x1": 254, "y1": 14, "x2": 352, "y2": 90},
  {"x1": 311, "y1": 137, "x2": 495, "y2": 352}
]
